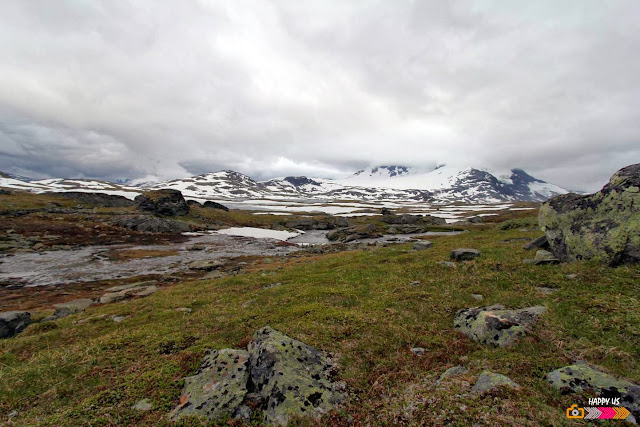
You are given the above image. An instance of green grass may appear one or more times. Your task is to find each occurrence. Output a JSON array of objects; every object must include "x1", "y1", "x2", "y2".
[{"x1": 0, "y1": 224, "x2": 638, "y2": 425}]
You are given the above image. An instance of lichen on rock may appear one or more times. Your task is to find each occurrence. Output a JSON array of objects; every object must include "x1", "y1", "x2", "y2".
[
  {"x1": 539, "y1": 163, "x2": 640, "y2": 266},
  {"x1": 453, "y1": 305, "x2": 547, "y2": 347}
]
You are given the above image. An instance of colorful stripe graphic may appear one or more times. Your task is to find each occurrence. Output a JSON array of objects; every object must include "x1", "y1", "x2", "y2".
[{"x1": 580, "y1": 407, "x2": 631, "y2": 420}]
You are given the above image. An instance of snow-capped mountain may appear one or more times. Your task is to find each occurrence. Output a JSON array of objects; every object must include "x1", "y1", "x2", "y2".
[{"x1": 0, "y1": 165, "x2": 568, "y2": 204}]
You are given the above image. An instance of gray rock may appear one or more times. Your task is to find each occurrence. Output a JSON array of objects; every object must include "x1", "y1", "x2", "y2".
[
  {"x1": 45, "y1": 191, "x2": 133, "y2": 207},
  {"x1": 535, "y1": 286, "x2": 560, "y2": 295},
  {"x1": 436, "y1": 366, "x2": 469, "y2": 385},
  {"x1": 472, "y1": 371, "x2": 520, "y2": 393},
  {"x1": 454, "y1": 305, "x2": 547, "y2": 347},
  {"x1": 0, "y1": 311, "x2": 31, "y2": 338},
  {"x1": 470, "y1": 294, "x2": 484, "y2": 301},
  {"x1": 539, "y1": 163, "x2": 640, "y2": 266},
  {"x1": 99, "y1": 285, "x2": 158, "y2": 304},
  {"x1": 450, "y1": 248, "x2": 480, "y2": 261},
  {"x1": 326, "y1": 223, "x2": 381, "y2": 242},
  {"x1": 112, "y1": 315, "x2": 129, "y2": 323},
  {"x1": 412, "y1": 240, "x2": 433, "y2": 250},
  {"x1": 437, "y1": 261, "x2": 457, "y2": 268},
  {"x1": 188, "y1": 259, "x2": 225, "y2": 271},
  {"x1": 104, "y1": 280, "x2": 157, "y2": 293},
  {"x1": 248, "y1": 327, "x2": 345, "y2": 426},
  {"x1": 43, "y1": 298, "x2": 94, "y2": 321},
  {"x1": 410, "y1": 281, "x2": 421, "y2": 286},
  {"x1": 523, "y1": 235, "x2": 550, "y2": 251},
  {"x1": 175, "y1": 307, "x2": 192, "y2": 313},
  {"x1": 566, "y1": 274, "x2": 578, "y2": 280},
  {"x1": 112, "y1": 216, "x2": 191, "y2": 233},
  {"x1": 132, "y1": 399, "x2": 154, "y2": 411},
  {"x1": 547, "y1": 363, "x2": 639, "y2": 420},
  {"x1": 202, "y1": 201, "x2": 229, "y2": 211},
  {"x1": 170, "y1": 349, "x2": 251, "y2": 421},
  {"x1": 410, "y1": 347, "x2": 425, "y2": 356},
  {"x1": 135, "y1": 189, "x2": 189, "y2": 216}
]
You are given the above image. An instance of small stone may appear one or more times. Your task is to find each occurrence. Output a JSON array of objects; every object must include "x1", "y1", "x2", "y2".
[
  {"x1": 263, "y1": 282, "x2": 282, "y2": 289},
  {"x1": 7, "y1": 410, "x2": 18, "y2": 419},
  {"x1": 533, "y1": 250, "x2": 561, "y2": 265},
  {"x1": 436, "y1": 366, "x2": 469, "y2": 385},
  {"x1": 470, "y1": 294, "x2": 484, "y2": 301},
  {"x1": 450, "y1": 249, "x2": 480, "y2": 261},
  {"x1": 410, "y1": 347, "x2": 425, "y2": 356},
  {"x1": 412, "y1": 240, "x2": 433, "y2": 250},
  {"x1": 565, "y1": 274, "x2": 578, "y2": 280},
  {"x1": 112, "y1": 315, "x2": 129, "y2": 323},
  {"x1": 410, "y1": 281, "x2": 421, "y2": 286},
  {"x1": 535, "y1": 286, "x2": 560, "y2": 295},
  {"x1": 188, "y1": 260, "x2": 225, "y2": 271},
  {"x1": 437, "y1": 261, "x2": 457, "y2": 268},
  {"x1": 472, "y1": 371, "x2": 520, "y2": 393},
  {"x1": 132, "y1": 399, "x2": 154, "y2": 411},
  {"x1": 188, "y1": 244, "x2": 206, "y2": 251},
  {"x1": 241, "y1": 299, "x2": 256, "y2": 308},
  {"x1": 104, "y1": 280, "x2": 157, "y2": 293},
  {"x1": 175, "y1": 307, "x2": 192, "y2": 313},
  {"x1": 523, "y1": 235, "x2": 550, "y2": 251}
]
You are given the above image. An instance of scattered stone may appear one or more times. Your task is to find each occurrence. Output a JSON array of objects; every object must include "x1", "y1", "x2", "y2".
[
  {"x1": 0, "y1": 311, "x2": 31, "y2": 338},
  {"x1": 132, "y1": 399, "x2": 154, "y2": 412},
  {"x1": 566, "y1": 274, "x2": 578, "y2": 280},
  {"x1": 202, "y1": 200, "x2": 230, "y2": 211},
  {"x1": 188, "y1": 244, "x2": 206, "y2": 251},
  {"x1": 74, "y1": 314, "x2": 108, "y2": 324},
  {"x1": 467, "y1": 216, "x2": 484, "y2": 224},
  {"x1": 99, "y1": 285, "x2": 158, "y2": 304},
  {"x1": 104, "y1": 281, "x2": 157, "y2": 293},
  {"x1": 539, "y1": 163, "x2": 640, "y2": 266},
  {"x1": 535, "y1": 286, "x2": 560, "y2": 295},
  {"x1": 241, "y1": 299, "x2": 256, "y2": 308},
  {"x1": 188, "y1": 259, "x2": 225, "y2": 271},
  {"x1": 410, "y1": 281, "x2": 421, "y2": 286},
  {"x1": 42, "y1": 298, "x2": 94, "y2": 322},
  {"x1": 412, "y1": 240, "x2": 433, "y2": 250},
  {"x1": 32, "y1": 242, "x2": 45, "y2": 250},
  {"x1": 135, "y1": 189, "x2": 190, "y2": 216},
  {"x1": 470, "y1": 294, "x2": 484, "y2": 301},
  {"x1": 170, "y1": 349, "x2": 251, "y2": 421},
  {"x1": 175, "y1": 307, "x2": 192, "y2": 313},
  {"x1": 326, "y1": 223, "x2": 382, "y2": 242},
  {"x1": 286, "y1": 215, "x2": 347, "y2": 231},
  {"x1": 450, "y1": 249, "x2": 480, "y2": 261},
  {"x1": 453, "y1": 305, "x2": 547, "y2": 347},
  {"x1": 112, "y1": 315, "x2": 129, "y2": 323},
  {"x1": 437, "y1": 261, "x2": 457, "y2": 268},
  {"x1": 264, "y1": 282, "x2": 282, "y2": 289},
  {"x1": 410, "y1": 347, "x2": 425, "y2": 356},
  {"x1": 547, "y1": 363, "x2": 639, "y2": 419},
  {"x1": 248, "y1": 327, "x2": 345, "y2": 425},
  {"x1": 202, "y1": 271, "x2": 226, "y2": 280},
  {"x1": 436, "y1": 366, "x2": 469, "y2": 385},
  {"x1": 472, "y1": 371, "x2": 520, "y2": 393},
  {"x1": 523, "y1": 235, "x2": 550, "y2": 251}
]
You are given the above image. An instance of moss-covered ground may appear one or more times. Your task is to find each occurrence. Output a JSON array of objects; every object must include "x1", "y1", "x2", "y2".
[{"x1": 0, "y1": 206, "x2": 639, "y2": 425}]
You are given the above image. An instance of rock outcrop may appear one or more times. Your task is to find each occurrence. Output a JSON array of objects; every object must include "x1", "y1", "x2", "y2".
[
  {"x1": 286, "y1": 215, "x2": 349, "y2": 231},
  {"x1": 539, "y1": 163, "x2": 640, "y2": 266},
  {"x1": 99, "y1": 282, "x2": 158, "y2": 304},
  {"x1": 135, "y1": 189, "x2": 190, "y2": 216},
  {"x1": 412, "y1": 240, "x2": 433, "y2": 250},
  {"x1": 523, "y1": 235, "x2": 550, "y2": 251},
  {"x1": 326, "y1": 223, "x2": 381, "y2": 242},
  {"x1": 112, "y1": 216, "x2": 191, "y2": 233},
  {"x1": 454, "y1": 305, "x2": 546, "y2": 347},
  {"x1": 0, "y1": 311, "x2": 31, "y2": 338},
  {"x1": 42, "y1": 299, "x2": 93, "y2": 322},
  {"x1": 203, "y1": 201, "x2": 230, "y2": 211},
  {"x1": 45, "y1": 191, "x2": 134, "y2": 207},
  {"x1": 547, "y1": 363, "x2": 639, "y2": 420},
  {"x1": 171, "y1": 327, "x2": 344, "y2": 425}
]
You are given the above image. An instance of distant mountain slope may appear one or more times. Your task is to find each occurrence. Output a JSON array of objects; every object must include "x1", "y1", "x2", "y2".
[{"x1": 0, "y1": 165, "x2": 569, "y2": 204}]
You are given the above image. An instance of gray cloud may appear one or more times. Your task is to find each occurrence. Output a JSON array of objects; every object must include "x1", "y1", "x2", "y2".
[{"x1": 0, "y1": 0, "x2": 639, "y2": 192}]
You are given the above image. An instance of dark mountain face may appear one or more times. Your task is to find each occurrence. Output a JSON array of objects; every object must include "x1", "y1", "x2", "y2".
[{"x1": 283, "y1": 176, "x2": 322, "y2": 187}]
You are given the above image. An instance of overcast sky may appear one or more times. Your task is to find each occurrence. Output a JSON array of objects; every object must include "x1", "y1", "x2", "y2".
[{"x1": 1, "y1": 1, "x2": 639, "y2": 191}]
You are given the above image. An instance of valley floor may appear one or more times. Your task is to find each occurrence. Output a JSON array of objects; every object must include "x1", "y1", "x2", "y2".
[{"x1": 0, "y1": 193, "x2": 638, "y2": 425}]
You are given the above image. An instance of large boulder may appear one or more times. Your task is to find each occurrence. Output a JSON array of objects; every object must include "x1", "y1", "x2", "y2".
[
  {"x1": 203, "y1": 201, "x2": 229, "y2": 211},
  {"x1": 170, "y1": 327, "x2": 344, "y2": 425},
  {"x1": 547, "y1": 363, "x2": 639, "y2": 420},
  {"x1": 135, "y1": 189, "x2": 189, "y2": 216},
  {"x1": 450, "y1": 248, "x2": 480, "y2": 261},
  {"x1": 286, "y1": 215, "x2": 349, "y2": 231},
  {"x1": 539, "y1": 163, "x2": 640, "y2": 266},
  {"x1": 112, "y1": 216, "x2": 191, "y2": 233},
  {"x1": 248, "y1": 327, "x2": 344, "y2": 425},
  {"x1": 170, "y1": 349, "x2": 251, "y2": 421},
  {"x1": 0, "y1": 311, "x2": 31, "y2": 338},
  {"x1": 326, "y1": 223, "x2": 381, "y2": 242},
  {"x1": 454, "y1": 305, "x2": 546, "y2": 347}
]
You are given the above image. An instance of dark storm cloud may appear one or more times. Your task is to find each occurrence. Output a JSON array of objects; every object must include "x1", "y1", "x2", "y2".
[{"x1": 0, "y1": 0, "x2": 639, "y2": 191}]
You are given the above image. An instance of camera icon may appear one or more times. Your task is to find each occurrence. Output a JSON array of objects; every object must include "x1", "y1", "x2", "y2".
[{"x1": 566, "y1": 404, "x2": 585, "y2": 419}]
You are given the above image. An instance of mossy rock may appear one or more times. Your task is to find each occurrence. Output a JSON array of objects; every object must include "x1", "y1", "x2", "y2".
[
  {"x1": 539, "y1": 163, "x2": 640, "y2": 266},
  {"x1": 134, "y1": 189, "x2": 189, "y2": 216},
  {"x1": 453, "y1": 305, "x2": 547, "y2": 347},
  {"x1": 472, "y1": 371, "x2": 521, "y2": 393},
  {"x1": 547, "y1": 363, "x2": 639, "y2": 419}
]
